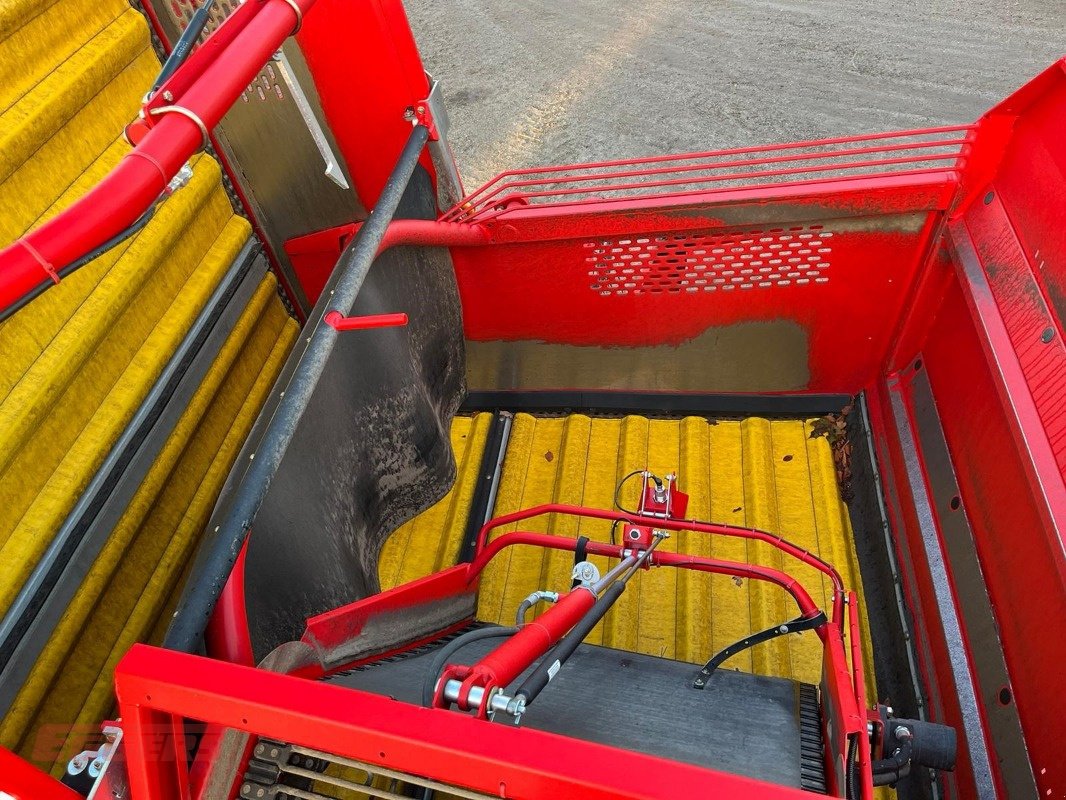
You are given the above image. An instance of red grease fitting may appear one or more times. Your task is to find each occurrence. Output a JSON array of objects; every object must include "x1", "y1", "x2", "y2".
[{"x1": 323, "y1": 310, "x2": 408, "y2": 331}]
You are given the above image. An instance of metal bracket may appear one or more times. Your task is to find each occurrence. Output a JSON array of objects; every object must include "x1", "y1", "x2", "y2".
[
  {"x1": 411, "y1": 75, "x2": 464, "y2": 210},
  {"x1": 692, "y1": 611, "x2": 828, "y2": 688},
  {"x1": 147, "y1": 104, "x2": 211, "y2": 151},
  {"x1": 570, "y1": 560, "x2": 601, "y2": 588},
  {"x1": 272, "y1": 48, "x2": 350, "y2": 189},
  {"x1": 64, "y1": 724, "x2": 129, "y2": 800}
]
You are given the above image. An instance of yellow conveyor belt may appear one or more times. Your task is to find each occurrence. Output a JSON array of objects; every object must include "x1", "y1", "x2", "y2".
[{"x1": 0, "y1": 0, "x2": 297, "y2": 771}]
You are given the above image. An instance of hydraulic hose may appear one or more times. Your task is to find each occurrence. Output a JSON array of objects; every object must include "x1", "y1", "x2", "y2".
[
  {"x1": 152, "y1": 0, "x2": 216, "y2": 93},
  {"x1": 421, "y1": 626, "x2": 519, "y2": 708},
  {"x1": 0, "y1": 198, "x2": 162, "y2": 324}
]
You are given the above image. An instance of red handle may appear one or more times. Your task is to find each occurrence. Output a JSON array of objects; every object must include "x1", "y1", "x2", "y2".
[{"x1": 323, "y1": 310, "x2": 408, "y2": 331}]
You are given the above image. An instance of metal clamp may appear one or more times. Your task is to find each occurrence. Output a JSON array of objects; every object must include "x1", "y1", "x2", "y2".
[
  {"x1": 278, "y1": 0, "x2": 302, "y2": 34},
  {"x1": 147, "y1": 105, "x2": 210, "y2": 151}
]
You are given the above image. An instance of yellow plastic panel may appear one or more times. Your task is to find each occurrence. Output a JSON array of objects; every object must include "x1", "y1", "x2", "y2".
[
  {"x1": 378, "y1": 413, "x2": 494, "y2": 590},
  {"x1": 472, "y1": 413, "x2": 876, "y2": 694}
]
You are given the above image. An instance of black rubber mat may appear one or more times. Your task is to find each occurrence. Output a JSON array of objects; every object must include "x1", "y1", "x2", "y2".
[{"x1": 326, "y1": 626, "x2": 826, "y2": 792}]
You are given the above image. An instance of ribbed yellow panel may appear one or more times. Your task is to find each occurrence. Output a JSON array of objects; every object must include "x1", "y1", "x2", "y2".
[
  {"x1": 468, "y1": 414, "x2": 876, "y2": 695},
  {"x1": 378, "y1": 413, "x2": 494, "y2": 590},
  {"x1": 0, "y1": 0, "x2": 298, "y2": 767},
  {"x1": 1, "y1": 276, "x2": 298, "y2": 769}
]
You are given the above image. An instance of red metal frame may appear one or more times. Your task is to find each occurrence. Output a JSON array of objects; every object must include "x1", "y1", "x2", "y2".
[
  {"x1": 296, "y1": 0, "x2": 437, "y2": 212},
  {"x1": 114, "y1": 644, "x2": 821, "y2": 800},
  {"x1": 0, "y1": 746, "x2": 83, "y2": 800},
  {"x1": 114, "y1": 500, "x2": 870, "y2": 799},
  {"x1": 470, "y1": 530, "x2": 823, "y2": 619}
]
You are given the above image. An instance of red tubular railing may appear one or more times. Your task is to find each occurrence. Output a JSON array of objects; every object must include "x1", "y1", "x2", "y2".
[
  {"x1": 467, "y1": 530, "x2": 823, "y2": 619},
  {"x1": 0, "y1": 0, "x2": 314, "y2": 316},
  {"x1": 444, "y1": 124, "x2": 974, "y2": 222},
  {"x1": 473, "y1": 503, "x2": 845, "y2": 622}
]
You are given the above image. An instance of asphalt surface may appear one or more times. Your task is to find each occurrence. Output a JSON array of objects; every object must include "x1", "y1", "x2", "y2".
[{"x1": 405, "y1": 0, "x2": 1065, "y2": 188}]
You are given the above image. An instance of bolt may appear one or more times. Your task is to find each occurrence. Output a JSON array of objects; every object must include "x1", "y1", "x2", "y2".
[
  {"x1": 779, "y1": 624, "x2": 789, "y2": 633},
  {"x1": 1041, "y1": 327, "x2": 1055, "y2": 344},
  {"x1": 162, "y1": 90, "x2": 174, "y2": 102},
  {"x1": 896, "y1": 726, "x2": 913, "y2": 740}
]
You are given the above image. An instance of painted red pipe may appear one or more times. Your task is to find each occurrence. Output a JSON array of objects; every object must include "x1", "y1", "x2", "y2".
[
  {"x1": 378, "y1": 219, "x2": 491, "y2": 250},
  {"x1": 0, "y1": 0, "x2": 314, "y2": 315},
  {"x1": 474, "y1": 504, "x2": 844, "y2": 621},
  {"x1": 466, "y1": 530, "x2": 822, "y2": 619}
]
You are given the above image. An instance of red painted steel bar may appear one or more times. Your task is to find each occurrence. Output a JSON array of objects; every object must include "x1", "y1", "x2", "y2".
[
  {"x1": 473, "y1": 504, "x2": 844, "y2": 620},
  {"x1": 0, "y1": 0, "x2": 314, "y2": 315},
  {"x1": 459, "y1": 168, "x2": 963, "y2": 224},
  {"x1": 849, "y1": 592, "x2": 875, "y2": 800},
  {"x1": 470, "y1": 152, "x2": 965, "y2": 212},
  {"x1": 458, "y1": 138, "x2": 970, "y2": 216},
  {"x1": 466, "y1": 530, "x2": 823, "y2": 618},
  {"x1": 444, "y1": 124, "x2": 975, "y2": 219},
  {"x1": 115, "y1": 644, "x2": 819, "y2": 800},
  {"x1": 0, "y1": 746, "x2": 84, "y2": 800}
]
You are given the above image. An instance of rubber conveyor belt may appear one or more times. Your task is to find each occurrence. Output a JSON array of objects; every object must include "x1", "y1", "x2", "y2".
[{"x1": 324, "y1": 627, "x2": 828, "y2": 792}]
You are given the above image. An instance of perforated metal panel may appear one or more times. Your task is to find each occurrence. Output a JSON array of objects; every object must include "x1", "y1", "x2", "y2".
[
  {"x1": 145, "y1": 0, "x2": 363, "y2": 313},
  {"x1": 163, "y1": 0, "x2": 288, "y2": 104},
  {"x1": 584, "y1": 226, "x2": 834, "y2": 296}
]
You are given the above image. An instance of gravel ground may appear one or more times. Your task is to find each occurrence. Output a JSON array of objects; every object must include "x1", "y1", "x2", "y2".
[{"x1": 404, "y1": 0, "x2": 1065, "y2": 188}]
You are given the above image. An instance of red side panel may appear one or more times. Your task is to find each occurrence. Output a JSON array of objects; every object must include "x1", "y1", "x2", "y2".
[{"x1": 297, "y1": 0, "x2": 435, "y2": 211}]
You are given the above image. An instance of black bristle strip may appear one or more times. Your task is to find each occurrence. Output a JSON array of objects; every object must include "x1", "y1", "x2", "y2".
[{"x1": 797, "y1": 683, "x2": 828, "y2": 794}]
